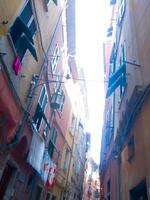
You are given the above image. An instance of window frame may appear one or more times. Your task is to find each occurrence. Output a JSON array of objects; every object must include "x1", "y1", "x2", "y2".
[
  {"x1": 35, "y1": 185, "x2": 42, "y2": 200},
  {"x1": 51, "y1": 44, "x2": 60, "y2": 73},
  {"x1": 59, "y1": 89, "x2": 65, "y2": 112},
  {"x1": 48, "y1": 127, "x2": 57, "y2": 158},
  {"x1": 63, "y1": 149, "x2": 70, "y2": 171},
  {"x1": 119, "y1": 43, "x2": 127, "y2": 99},
  {"x1": 107, "y1": 179, "x2": 111, "y2": 200},
  {"x1": 105, "y1": 105, "x2": 114, "y2": 146},
  {"x1": 38, "y1": 84, "x2": 48, "y2": 111},
  {"x1": 70, "y1": 115, "x2": 76, "y2": 136},
  {"x1": 117, "y1": 0, "x2": 125, "y2": 26},
  {"x1": 20, "y1": 1, "x2": 36, "y2": 36},
  {"x1": 43, "y1": 0, "x2": 58, "y2": 12},
  {"x1": 33, "y1": 84, "x2": 48, "y2": 130},
  {"x1": 46, "y1": 192, "x2": 52, "y2": 200}
]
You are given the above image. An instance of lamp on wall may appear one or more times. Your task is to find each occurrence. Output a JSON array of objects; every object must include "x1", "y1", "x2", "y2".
[
  {"x1": 50, "y1": 89, "x2": 65, "y2": 109},
  {"x1": 27, "y1": 72, "x2": 66, "y2": 110}
]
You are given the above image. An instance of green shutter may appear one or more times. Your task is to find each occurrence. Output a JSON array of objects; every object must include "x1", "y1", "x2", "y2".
[
  {"x1": 48, "y1": 141, "x2": 54, "y2": 158},
  {"x1": 33, "y1": 103, "x2": 43, "y2": 129},
  {"x1": 106, "y1": 75, "x2": 123, "y2": 98},
  {"x1": 108, "y1": 63, "x2": 125, "y2": 87},
  {"x1": 16, "y1": 35, "x2": 38, "y2": 61},
  {"x1": 51, "y1": 128, "x2": 57, "y2": 143},
  {"x1": 10, "y1": 17, "x2": 32, "y2": 45}
]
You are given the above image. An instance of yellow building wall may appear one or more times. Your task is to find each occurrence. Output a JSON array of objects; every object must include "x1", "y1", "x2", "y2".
[
  {"x1": 0, "y1": 0, "x2": 65, "y2": 105},
  {"x1": 56, "y1": 123, "x2": 76, "y2": 195},
  {"x1": 0, "y1": 0, "x2": 24, "y2": 36}
]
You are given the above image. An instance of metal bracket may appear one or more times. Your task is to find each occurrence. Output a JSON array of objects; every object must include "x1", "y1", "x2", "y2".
[{"x1": 125, "y1": 60, "x2": 141, "y2": 67}]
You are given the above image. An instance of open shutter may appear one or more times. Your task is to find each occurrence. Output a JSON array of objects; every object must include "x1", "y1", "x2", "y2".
[
  {"x1": 106, "y1": 75, "x2": 123, "y2": 98},
  {"x1": 33, "y1": 104, "x2": 43, "y2": 130},
  {"x1": 10, "y1": 17, "x2": 33, "y2": 45},
  {"x1": 16, "y1": 35, "x2": 38, "y2": 61},
  {"x1": 108, "y1": 63, "x2": 125, "y2": 87}
]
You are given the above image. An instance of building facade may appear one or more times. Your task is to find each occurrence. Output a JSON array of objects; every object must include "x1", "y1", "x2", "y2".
[
  {"x1": 84, "y1": 158, "x2": 100, "y2": 200},
  {"x1": 100, "y1": 0, "x2": 150, "y2": 200},
  {"x1": 0, "y1": 0, "x2": 89, "y2": 200}
]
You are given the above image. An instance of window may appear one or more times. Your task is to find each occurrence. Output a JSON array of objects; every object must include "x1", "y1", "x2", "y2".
[
  {"x1": 26, "y1": 174, "x2": 34, "y2": 192},
  {"x1": 51, "y1": 44, "x2": 60, "y2": 72},
  {"x1": 54, "y1": 74, "x2": 61, "y2": 92},
  {"x1": 0, "y1": 163, "x2": 17, "y2": 200},
  {"x1": 46, "y1": 192, "x2": 52, "y2": 200},
  {"x1": 33, "y1": 85, "x2": 48, "y2": 130},
  {"x1": 117, "y1": 0, "x2": 125, "y2": 26},
  {"x1": 35, "y1": 185, "x2": 42, "y2": 200},
  {"x1": 119, "y1": 43, "x2": 126, "y2": 98},
  {"x1": 10, "y1": 1, "x2": 37, "y2": 61},
  {"x1": 107, "y1": 179, "x2": 111, "y2": 200},
  {"x1": 76, "y1": 161, "x2": 81, "y2": 175},
  {"x1": 105, "y1": 106, "x2": 114, "y2": 145},
  {"x1": 20, "y1": 1, "x2": 36, "y2": 36},
  {"x1": 44, "y1": 0, "x2": 58, "y2": 12},
  {"x1": 59, "y1": 90, "x2": 65, "y2": 112},
  {"x1": 63, "y1": 149, "x2": 70, "y2": 171},
  {"x1": 70, "y1": 115, "x2": 76, "y2": 135},
  {"x1": 74, "y1": 193, "x2": 76, "y2": 199},
  {"x1": 130, "y1": 180, "x2": 148, "y2": 200},
  {"x1": 48, "y1": 127, "x2": 57, "y2": 158},
  {"x1": 86, "y1": 133, "x2": 91, "y2": 152},
  {"x1": 109, "y1": 43, "x2": 117, "y2": 74},
  {"x1": 128, "y1": 135, "x2": 135, "y2": 162},
  {"x1": 51, "y1": 195, "x2": 57, "y2": 200},
  {"x1": 43, "y1": 124, "x2": 50, "y2": 139},
  {"x1": 107, "y1": 26, "x2": 113, "y2": 37},
  {"x1": 106, "y1": 43, "x2": 126, "y2": 98},
  {"x1": 39, "y1": 85, "x2": 48, "y2": 110},
  {"x1": 88, "y1": 185, "x2": 92, "y2": 197}
]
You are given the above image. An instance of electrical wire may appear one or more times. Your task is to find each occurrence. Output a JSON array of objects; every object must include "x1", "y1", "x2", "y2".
[{"x1": 46, "y1": 72, "x2": 108, "y2": 83}]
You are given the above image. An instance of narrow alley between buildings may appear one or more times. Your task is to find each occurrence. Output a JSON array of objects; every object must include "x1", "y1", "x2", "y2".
[{"x1": 1, "y1": 0, "x2": 150, "y2": 200}]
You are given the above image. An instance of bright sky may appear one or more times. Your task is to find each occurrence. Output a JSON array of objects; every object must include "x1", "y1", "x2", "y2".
[{"x1": 76, "y1": 0, "x2": 111, "y2": 163}]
